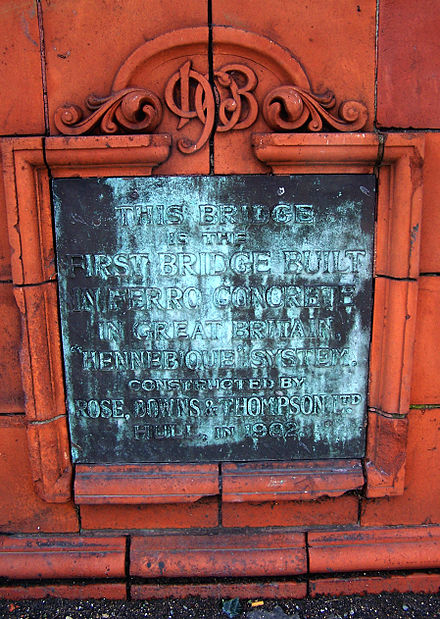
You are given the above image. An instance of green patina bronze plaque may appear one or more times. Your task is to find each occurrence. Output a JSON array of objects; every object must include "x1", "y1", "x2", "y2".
[{"x1": 52, "y1": 175, "x2": 375, "y2": 463}]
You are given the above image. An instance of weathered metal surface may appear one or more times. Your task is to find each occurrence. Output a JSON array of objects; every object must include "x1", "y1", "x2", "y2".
[{"x1": 52, "y1": 175, "x2": 375, "y2": 464}]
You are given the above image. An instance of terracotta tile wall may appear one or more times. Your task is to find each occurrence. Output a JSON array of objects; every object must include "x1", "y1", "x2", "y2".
[{"x1": 0, "y1": 0, "x2": 440, "y2": 578}]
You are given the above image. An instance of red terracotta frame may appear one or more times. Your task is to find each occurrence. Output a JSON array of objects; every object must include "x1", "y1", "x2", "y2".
[
  {"x1": 1, "y1": 135, "x2": 172, "y2": 502},
  {"x1": 251, "y1": 132, "x2": 424, "y2": 500},
  {"x1": 1, "y1": 132, "x2": 423, "y2": 503}
]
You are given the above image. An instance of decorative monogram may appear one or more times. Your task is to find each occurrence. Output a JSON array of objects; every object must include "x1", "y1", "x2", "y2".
[
  {"x1": 54, "y1": 53, "x2": 368, "y2": 153},
  {"x1": 164, "y1": 60, "x2": 214, "y2": 154},
  {"x1": 164, "y1": 61, "x2": 258, "y2": 153}
]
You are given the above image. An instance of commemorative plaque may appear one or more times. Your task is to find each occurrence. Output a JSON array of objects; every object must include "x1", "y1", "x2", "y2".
[{"x1": 52, "y1": 175, "x2": 375, "y2": 463}]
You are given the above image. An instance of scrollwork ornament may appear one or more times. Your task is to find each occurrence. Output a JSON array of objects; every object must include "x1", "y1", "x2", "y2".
[
  {"x1": 54, "y1": 36, "x2": 369, "y2": 152},
  {"x1": 262, "y1": 85, "x2": 368, "y2": 133},
  {"x1": 54, "y1": 88, "x2": 162, "y2": 135}
]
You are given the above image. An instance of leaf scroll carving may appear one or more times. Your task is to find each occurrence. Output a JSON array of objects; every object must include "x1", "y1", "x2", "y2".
[
  {"x1": 262, "y1": 85, "x2": 368, "y2": 132},
  {"x1": 54, "y1": 88, "x2": 162, "y2": 135}
]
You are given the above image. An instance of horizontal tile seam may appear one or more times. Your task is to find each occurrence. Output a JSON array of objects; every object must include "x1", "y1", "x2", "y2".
[
  {"x1": 223, "y1": 472, "x2": 362, "y2": 481},
  {"x1": 13, "y1": 278, "x2": 56, "y2": 288},
  {"x1": 308, "y1": 538, "x2": 440, "y2": 547},
  {"x1": 308, "y1": 527, "x2": 440, "y2": 536},
  {"x1": 410, "y1": 404, "x2": 440, "y2": 409},
  {"x1": 77, "y1": 469, "x2": 361, "y2": 477},
  {"x1": 309, "y1": 572, "x2": 440, "y2": 580},
  {"x1": 374, "y1": 273, "x2": 417, "y2": 282},
  {"x1": 76, "y1": 493, "x2": 215, "y2": 500},
  {"x1": 223, "y1": 488, "x2": 361, "y2": 496},
  {"x1": 376, "y1": 127, "x2": 440, "y2": 133},
  {"x1": 28, "y1": 414, "x2": 66, "y2": 426},
  {"x1": 0, "y1": 548, "x2": 125, "y2": 555},
  {"x1": 0, "y1": 580, "x2": 128, "y2": 586},
  {"x1": 133, "y1": 546, "x2": 305, "y2": 553},
  {"x1": 42, "y1": 134, "x2": 173, "y2": 144},
  {"x1": 76, "y1": 472, "x2": 218, "y2": 478},
  {"x1": 0, "y1": 134, "x2": 46, "y2": 139},
  {"x1": 367, "y1": 407, "x2": 407, "y2": 418},
  {"x1": 0, "y1": 542, "x2": 126, "y2": 549}
]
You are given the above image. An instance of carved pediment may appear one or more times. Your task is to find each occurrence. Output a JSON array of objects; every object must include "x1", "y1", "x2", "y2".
[{"x1": 55, "y1": 27, "x2": 368, "y2": 157}]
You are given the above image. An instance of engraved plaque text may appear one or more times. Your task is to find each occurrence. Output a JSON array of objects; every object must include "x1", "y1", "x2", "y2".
[{"x1": 52, "y1": 175, "x2": 375, "y2": 463}]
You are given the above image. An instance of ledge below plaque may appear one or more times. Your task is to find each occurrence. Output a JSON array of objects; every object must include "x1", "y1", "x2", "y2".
[
  {"x1": 75, "y1": 463, "x2": 219, "y2": 504},
  {"x1": 222, "y1": 460, "x2": 364, "y2": 502}
]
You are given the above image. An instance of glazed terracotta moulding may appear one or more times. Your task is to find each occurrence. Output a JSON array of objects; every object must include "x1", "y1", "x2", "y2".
[{"x1": 0, "y1": 27, "x2": 423, "y2": 505}]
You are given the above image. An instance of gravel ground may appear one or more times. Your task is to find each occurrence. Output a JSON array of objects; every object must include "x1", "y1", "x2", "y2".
[{"x1": 1, "y1": 593, "x2": 440, "y2": 619}]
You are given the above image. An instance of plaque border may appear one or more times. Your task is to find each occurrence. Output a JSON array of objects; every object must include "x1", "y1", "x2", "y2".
[
  {"x1": 1, "y1": 135, "x2": 172, "y2": 502},
  {"x1": 253, "y1": 132, "x2": 424, "y2": 499},
  {"x1": 1, "y1": 132, "x2": 423, "y2": 503}
]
